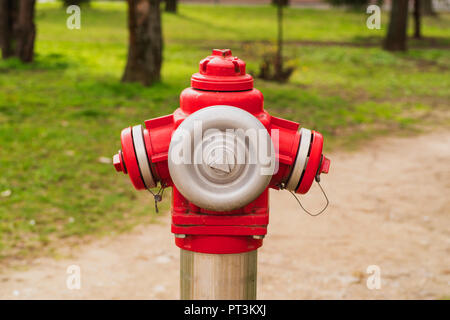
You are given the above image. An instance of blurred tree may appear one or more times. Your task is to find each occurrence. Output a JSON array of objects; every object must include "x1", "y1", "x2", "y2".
[
  {"x1": 383, "y1": 0, "x2": 409, "y2": 51},
  {"x1": 0, "y1": 0, "x2": 36, "y2": 62},
  {"x1": 165, "y1": 0, "x2": 177, "y2": 13},
  {"x1": 325, "y1": 0, "x2": 369, "y2": 9},
  {"x1": 274, "y1": 0, "x2": 284, "y2": 78},
  {"x1": 271, "y1": 0, "x2": 290, "y2": 6},
  {"x1": 62, "y1": 0, "x2": 90, "y2": 6},
  {"x1": 422, "y1": 0, "x2": 436, "y2": 16},
  {"x1": 413, "y1": 0, "x2": 422, "y2": 39},
  {"x1": 259, "y1": 0, "x2": 294, "y2": 82},
  {"x1": 122, "y1": 0, "x2": 162, "y2": 86}
]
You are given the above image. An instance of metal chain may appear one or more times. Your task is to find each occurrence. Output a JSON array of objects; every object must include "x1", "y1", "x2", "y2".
[
  {"x1": 147, "y1": 183, "x2": 166, "y2": 213},
  {"x1": 280, "y1": 177, "x2": 329, "y2": 217}
]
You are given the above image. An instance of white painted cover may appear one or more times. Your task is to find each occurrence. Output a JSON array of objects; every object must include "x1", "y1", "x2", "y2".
[{"x1": 168, "y1": 106, "x2": 275, "y2": 211}]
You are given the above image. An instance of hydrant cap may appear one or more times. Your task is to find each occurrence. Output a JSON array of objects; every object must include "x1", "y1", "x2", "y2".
[
  {"x1": 191, "y1": 49, "x2": 253, "y2": 91},
  {"x1": 168, "y1": 105, "x2": 275, "y2": 211}
]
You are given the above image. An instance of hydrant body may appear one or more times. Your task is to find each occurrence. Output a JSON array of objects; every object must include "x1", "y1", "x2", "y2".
[{"x1": 114, "y1": 49, "x2": 330, "y2": 255}]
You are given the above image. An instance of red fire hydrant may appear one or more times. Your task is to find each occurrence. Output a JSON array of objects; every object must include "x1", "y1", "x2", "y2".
[{"x1": 113, "y1": 49, "x2": 330, "y2": 299}]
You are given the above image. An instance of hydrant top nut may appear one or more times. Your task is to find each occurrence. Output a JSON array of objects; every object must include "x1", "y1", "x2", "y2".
[{"x1": 192, "y1": 49, "x2": 253, "y2": 91}]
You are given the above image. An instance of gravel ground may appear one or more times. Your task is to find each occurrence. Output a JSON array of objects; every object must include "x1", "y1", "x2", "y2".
[{"x1": 0, "y1": 130, "x2": 449, "y2": 299}]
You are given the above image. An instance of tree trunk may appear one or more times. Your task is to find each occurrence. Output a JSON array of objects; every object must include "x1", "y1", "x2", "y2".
[
  {"x1": 122, "y1": 0, "x2": 163, "y2": 86},
  {"x1": 0, "y1": 0, "x2": 35, "y2": 62},
  {"x1": 383, "y1": 0, "x2": 409, "y2": 51},
  {"x1": 275, "y1": 3, "x2": 283, "y2": 77},
  {"x1": 165, "y1": 0, "x2": 177, "y2": 13},
  {"x1": 413, "y1": 0, "x2": 421, "y2": 39},
  {"x1": 63, "y1": 0, "x2": 90, "y2": 6},
  {"x1": 15, "y1": 0, "x2": 36, "y2": 62},
  {"x1": 0, "y1": 0, "x2": 15, "y2": 59},
  {"x1": 422, "y1": 0, "x2": 436, "y2": 16},
  {"x1": 272, "y1": 0, "x2": 289, "y2": 6}
]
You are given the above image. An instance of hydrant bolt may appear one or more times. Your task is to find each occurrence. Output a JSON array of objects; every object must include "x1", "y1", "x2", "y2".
[
  {"x1": 113, "y1": 151, "x2": 126, "y2": 174},
  {"x1": 253, "y1": 235, "x2": 265, "y2": 240}
]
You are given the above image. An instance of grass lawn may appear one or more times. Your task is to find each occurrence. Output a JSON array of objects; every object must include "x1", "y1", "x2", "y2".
[{"x1": 0, "y1": 2, "x2": 449, "y2": 264}]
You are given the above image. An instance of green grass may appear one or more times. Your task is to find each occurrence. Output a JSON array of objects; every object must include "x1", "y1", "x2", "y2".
[{"x1": 0, "y1": 2, "x2": 449, "y2": 264}]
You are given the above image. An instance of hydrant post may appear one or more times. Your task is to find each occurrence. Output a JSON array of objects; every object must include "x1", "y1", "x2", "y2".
[
  {"x1": 113, "y1": 49, "x2": 330, "y2": 299},
  {"x1": 180, "y1": 250, "x2": 257, "y2": 300}
]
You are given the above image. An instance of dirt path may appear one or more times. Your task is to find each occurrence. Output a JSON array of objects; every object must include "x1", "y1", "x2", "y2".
[{"x1": 1, "y1": 130, "x2": 449, "y2": 299}]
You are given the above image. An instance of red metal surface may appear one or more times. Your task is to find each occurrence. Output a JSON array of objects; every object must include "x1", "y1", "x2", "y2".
[
  {"x1": 191, "y1": 49, "x2": 253, "y2": 91},
  {"x1": 113, "y1": 152, "x2": 124, "y2": 173},
  {"x1": 120, "y1": 127, "x2": 146, "y2": 190},
  {"x1": 175, "y1": 235, "x2": 263, "y2": 254},
  {"x1": 320, "y1": 156, "x2": 331, "y2": 174},
  {"x1": 180, "y1": 88, "x2": 264, "y2": 114},
  {"x1": 268, "y1": 116, "x2": 301, "y2": 188},
  {"x1": 113, "y1": 49, "x2": 330, "y2": 254},
  {"x1": 297, "y1": 130, "x2": 324, "y2": 194}
]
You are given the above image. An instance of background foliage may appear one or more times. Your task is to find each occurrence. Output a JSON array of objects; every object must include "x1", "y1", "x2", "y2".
[{"x1": 0, "y1": 2, "x2": 448, "y2": 264}]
